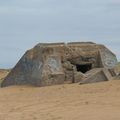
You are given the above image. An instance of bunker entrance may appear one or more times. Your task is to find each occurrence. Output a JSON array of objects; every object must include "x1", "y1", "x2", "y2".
[{"x1": 76, "y1": 64, "x2": 92, "y2": 73}]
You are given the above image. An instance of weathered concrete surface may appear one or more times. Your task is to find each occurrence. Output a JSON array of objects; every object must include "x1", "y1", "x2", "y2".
[
  {"x1": 1, "y1": 42, "x2": 118, "y2": 87},
  {"x1": 79, "y1": 68, "x2": 115, "y2": 84}
]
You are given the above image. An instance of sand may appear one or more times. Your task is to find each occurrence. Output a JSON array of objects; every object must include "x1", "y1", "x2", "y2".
[
  {"x1": 0, "y1": 69, "x2": 9, "y2": 80},
  {"x1": 0, "y1": 80, "x2": 120, "y2": 120}
]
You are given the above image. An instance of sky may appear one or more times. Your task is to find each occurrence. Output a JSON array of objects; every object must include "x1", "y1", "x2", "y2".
[{"x1": 0, "y1": 0, "x2": 120, "y2": 68}]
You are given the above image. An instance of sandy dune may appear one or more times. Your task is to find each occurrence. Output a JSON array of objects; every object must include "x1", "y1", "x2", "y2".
[
  {"x1": 0, "y1": 69, "x2": 9, "y2": 80},
  {"x1": 0, "y1": 80, "x2": 120, "y2": 120}
]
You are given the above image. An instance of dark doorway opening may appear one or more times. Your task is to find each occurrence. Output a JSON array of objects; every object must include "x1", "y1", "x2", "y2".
[{"x1": 76, "y1": 64, "x2": 92, "y2": 73}]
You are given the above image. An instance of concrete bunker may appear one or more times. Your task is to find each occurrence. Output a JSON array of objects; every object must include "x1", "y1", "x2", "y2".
[{"x1": 1, "y1": 42, "x2": 118, "y2": 87}]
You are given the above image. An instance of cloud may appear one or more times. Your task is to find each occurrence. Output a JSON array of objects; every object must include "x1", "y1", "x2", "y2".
[{"x1": 0, "y1": 0, "x2": 120, "y2": 68}]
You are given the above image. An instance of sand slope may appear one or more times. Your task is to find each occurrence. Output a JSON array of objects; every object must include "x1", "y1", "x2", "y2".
[
  {"x1": 0, "y1": 81, "x2": 120, "y2": 120},
  {"x1": 0, "y1": 69, "x2": 9, "y2": 80}
]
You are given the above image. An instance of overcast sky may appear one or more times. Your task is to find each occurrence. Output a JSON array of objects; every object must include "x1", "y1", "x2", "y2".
[{"x1": 0, "y1": 0, "x2": 120, "y2": 68}]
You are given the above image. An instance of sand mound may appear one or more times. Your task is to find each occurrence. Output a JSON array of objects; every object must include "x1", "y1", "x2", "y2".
[
  {"x1": 0, "y1": 69, "x2": 10, "y2": 81},
  {"x1": 0, "y1": 80, "x2": 120, "y2": 120}
]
